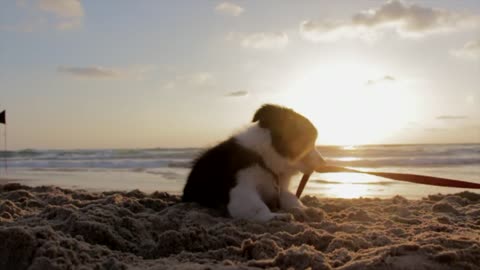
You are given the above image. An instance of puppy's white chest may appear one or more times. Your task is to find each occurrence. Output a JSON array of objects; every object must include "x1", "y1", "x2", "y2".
[
  {"x1": 257, "y1": 174, "x2": 279, "y2": 205},
  {"x1": 236, "y1": 165, "x2": 279, "y2": 204}
]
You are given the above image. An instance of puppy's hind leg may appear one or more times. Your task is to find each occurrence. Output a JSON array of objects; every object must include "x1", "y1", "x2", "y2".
[{"x1": 228, "y1": 183, "x2": 291, "y2": 222}]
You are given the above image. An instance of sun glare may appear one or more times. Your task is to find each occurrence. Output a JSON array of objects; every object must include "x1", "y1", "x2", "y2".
[
  {"x1": 326, "y1": 183, "x2": 371, "y2": 199},
  {"x1": 310, "y1": 172, "x2": 386, "y2": 198},
  {"x1": 279, "y1": 60, "x2": 419, "y2": 146}
]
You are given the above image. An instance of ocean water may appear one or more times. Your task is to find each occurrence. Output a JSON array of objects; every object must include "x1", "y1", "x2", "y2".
[{"x1": 1, "y1": 144, "x2": 479, "y2": 199}]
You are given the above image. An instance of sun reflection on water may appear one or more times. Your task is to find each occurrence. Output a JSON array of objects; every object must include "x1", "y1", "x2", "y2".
[
  {"x1": 342, "y1": 145, "x2": 357, "y2": 151},
  {"x1": 304, "y1": 172, "x2": 391, "y2": 198},
  {"x1": 320, "y1": 172, "x2": 378, "y2": 184},
  {"x1": 326, "y1": 183, "x2": 372, "y2": 198}
]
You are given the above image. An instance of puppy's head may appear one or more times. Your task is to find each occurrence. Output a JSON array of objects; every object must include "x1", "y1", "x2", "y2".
[{"x1": 252, "y1": 104, "x2": 325, "y2": 172}]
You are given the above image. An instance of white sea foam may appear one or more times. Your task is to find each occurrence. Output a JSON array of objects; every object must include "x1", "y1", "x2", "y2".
[
  {"x1": 2, "y1": 144, "x2": 479, "y2": 170},
  {"x1": 1, "y1": 144, "x2": 479, "y2": 199}
]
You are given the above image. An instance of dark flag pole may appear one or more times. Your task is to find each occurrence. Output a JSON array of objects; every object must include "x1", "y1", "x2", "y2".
[{"x1": 0, "y1": 110, "x2": 6, "y2": 175}]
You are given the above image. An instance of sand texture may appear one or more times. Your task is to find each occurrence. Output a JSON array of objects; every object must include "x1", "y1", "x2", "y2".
[{"x1": 1, "y1": 183, "x2": 480, "y2": 270}]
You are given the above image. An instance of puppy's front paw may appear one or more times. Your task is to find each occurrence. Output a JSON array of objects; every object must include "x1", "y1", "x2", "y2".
[
  {"x1": 279, "y1": 191, "x2": 305, "y2": 210},
  {"x1": 270, "y1": 213, "x2": 294, "y2": 222}
]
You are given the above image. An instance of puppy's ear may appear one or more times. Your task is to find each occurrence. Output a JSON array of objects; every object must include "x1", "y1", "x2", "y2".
[{"x1": 252, "y1": 104, "x2": 281, "y2": 125}]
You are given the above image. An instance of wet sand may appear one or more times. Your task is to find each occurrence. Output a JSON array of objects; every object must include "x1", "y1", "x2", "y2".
[{"x1": 1, "y1": 182, "x2": 479, "y2": 269}]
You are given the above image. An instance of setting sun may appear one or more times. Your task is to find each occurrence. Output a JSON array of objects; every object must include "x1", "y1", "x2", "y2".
[{"x1": 277, "y1": 59, "x2": 421, "y2": 145}]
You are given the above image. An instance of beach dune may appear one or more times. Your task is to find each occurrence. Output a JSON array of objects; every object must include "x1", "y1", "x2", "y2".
[{"x1": 1, "y1": 183, "x2": 480, "y2": 269}]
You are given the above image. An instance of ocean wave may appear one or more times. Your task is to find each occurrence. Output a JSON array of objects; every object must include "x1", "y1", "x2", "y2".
[
  {"x1": 0, "y1": 148, "x2": 201, "y2": 160},
  {"x1": 1, "y1": 144, "x2": 479, "y2": 169},
  {"x1": 6, "y1": 159, "x2": 186, "y2": 169},
  {"x1": 327, "y1": 157, "x2": 480, "y2": 167},
  {"x1": 5, "y1": 156, "x2": 478, "y2": 170},
  {"x1": 311, "y1": 179, "x2": 396, "y2": 185},
  {"x1": 317, "y1": 144, "x2": 480, "y2": 158}
]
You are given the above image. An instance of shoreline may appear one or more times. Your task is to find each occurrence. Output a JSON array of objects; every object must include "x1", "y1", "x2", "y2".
[
  {"x1": 1, "y1": 183, "x2": 479, "y2": 269},
  {"x1": 3, "y1": 174, "x2": 480, "y2": 200}
]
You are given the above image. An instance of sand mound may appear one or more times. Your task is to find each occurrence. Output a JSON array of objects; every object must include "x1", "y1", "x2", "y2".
[{"x1": 1, "y1": 183, "x2": 479, "y2": 270}]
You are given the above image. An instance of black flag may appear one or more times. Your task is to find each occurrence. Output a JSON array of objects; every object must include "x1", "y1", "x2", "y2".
[{"x1": 0, "y1": 110, "x2": 5, "y2": 124}]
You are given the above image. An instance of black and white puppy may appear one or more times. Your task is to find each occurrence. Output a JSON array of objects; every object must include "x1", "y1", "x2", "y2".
[{"x1": 182, "y1": 104, "x2": 325, "y2": 221}]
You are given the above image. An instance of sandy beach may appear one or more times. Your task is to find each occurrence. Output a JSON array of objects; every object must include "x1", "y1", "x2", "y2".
[
  {"x1": 1, "y1": 182, "x2": 479, "y2": 270},
  {"x1": 3, "y1": 0, "x2": 480, "y2": 269}
]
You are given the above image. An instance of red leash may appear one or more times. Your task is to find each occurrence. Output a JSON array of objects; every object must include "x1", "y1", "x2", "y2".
[{"x1": 296, "y1": 165, "x2": 480, "y2": 198}]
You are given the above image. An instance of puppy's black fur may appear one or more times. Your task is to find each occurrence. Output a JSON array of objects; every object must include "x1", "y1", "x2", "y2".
[
  {"x1": 253, "y1": 105, "x2": 317, "y2": 160},
  {"x1": 182, "y1": 138, "x2": 263, "y2": 208}
]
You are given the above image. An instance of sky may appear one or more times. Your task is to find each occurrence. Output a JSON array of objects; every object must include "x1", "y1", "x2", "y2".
[{"x1": 0, "y1": 0, "x2": 479, "y2": 149}]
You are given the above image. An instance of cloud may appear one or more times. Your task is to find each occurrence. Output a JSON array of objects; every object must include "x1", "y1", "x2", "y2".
[
  {"x1": 38, "y1": 0, "x2": 84, "y2": 29},
  {"x1": 300, "y1": 0, "x2": 479, "y2": 42},
  {"x1": 58, "y1": 66, "x2": 118, "y2": 78},
  {"x1": 300, "y1": 20, "x2": 375, "y2": 42},
  {"x1": 57, "y1": 65, "x2": 154, "y2": 80},
  {"x1": 225, "y1": 90, "x2": 248, "y2": 97},
  {"x1": 38, "y1": 0, "x2": 83, "y2": 18},
  {"x1": 451, "y1": 40, "x2": 480, "y2": 60},
  {"x1": 215, "y1": 2, "x2": 244, "y2": 17},
  {"x1": 436, "y1": 115, "x2": 468, "y2": 120},
  {"x1": 189, "y1": 72, "x2": 214, "y2": 85},
  {"x1": 366, "y1": 75, "x2": 395, "y2": 85},
  {"x1": 161, "y1": 72, "x2": 215, "y2": 90},
  {"x1": 5, "y1": 0, "x2": 84, "y2": 31},
  {"x1": 227, "y1": 32, "x2": 289, "y2": 49}
]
